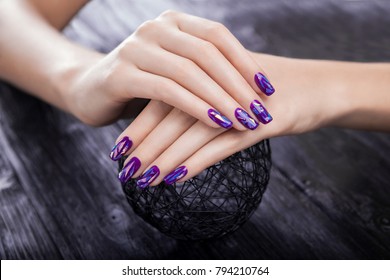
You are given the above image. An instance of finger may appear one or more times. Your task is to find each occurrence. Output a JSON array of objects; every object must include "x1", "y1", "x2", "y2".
[
  {"x1": 141, "y1": 121, "x2": 225, "y2": 187},
  {"x1": 124, "y1": 69, "x2": 235, "y2": 130},
  {"x1": 169, "y1": 11, "x2": 276, "y2": 96},
  {"x1": 109, "y1": 100, "x2": 172, "y2": 161},
  {"x1": 142, "y1": 116, "x2": 275, "y2": 186},
  {"x1": 176, "y1": 129, "x2": 267, "y2": 183},
  {"x1": 128, "y1": 44, "x2": 257, "y2": 131},
  {"x1": 118, "y1": 108, "x2": 200, "y2": 184},
  {"x1": 159, "y1": 27, "x2": 273, "y2": 126}
]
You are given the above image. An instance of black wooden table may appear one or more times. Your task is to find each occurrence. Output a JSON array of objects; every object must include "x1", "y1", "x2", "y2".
[{"x1": 1, "y1": 0, "x2": 389, "y2": 259}]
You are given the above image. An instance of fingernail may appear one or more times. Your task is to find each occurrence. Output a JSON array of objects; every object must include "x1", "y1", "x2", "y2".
[
  {"x1": 110, "y1": 136, "x2": 132, "y2": 161},
  {"x1": 254, "y1": 72, "x2": 275, "y2": 96},
  {"x1": 235, "y1": 108, "x2": 259, "y2": 130},
  {"x1": 164, "y1": 166, "x2": 188, "y2": 185},
  {"x1": 136, "y1": 165, "x2": 160, "y2": 189},
  {"x1": 118, "y1": 157, "x2": 141, "y2": 183},
  {"x1": 250, "y1": 100, "x2": 273, "y2": 124},
  {"x1": 208, "y1": 108, "x2": 233, "y2": 129}
]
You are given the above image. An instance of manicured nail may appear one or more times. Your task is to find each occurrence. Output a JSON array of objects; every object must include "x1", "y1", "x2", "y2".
[
  {"x1": 235, "y1": 108, "x2": 259, "y2": 130},
  {"x1": 136, "y1": 165, "x2": 160, "y2": 189},
  {"x1": 118, "y1": 157, "x2": 141, "y2": 183},
  {"x1": 110, "y1": 136, "x2": 132, "y2": 161},
  {"x1": 250, "y1": 100, "x2": 273, "y2": 124},
  {"x1": 254, "y1": 72, "x2": 275, "y2": 96},
  {"x1": 208, "y1": 108, "x2": 233, "y2": 129},
  {"x1": 164, "y1": 166, "x2": 188, "y2": 185}
]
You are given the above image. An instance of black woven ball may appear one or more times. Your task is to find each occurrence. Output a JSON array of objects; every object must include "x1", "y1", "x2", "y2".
[{"x1": 120, "y1": 140, "x2": 271, "y2": 240}]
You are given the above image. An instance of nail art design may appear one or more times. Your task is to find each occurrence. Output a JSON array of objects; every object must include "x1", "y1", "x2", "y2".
[
  {"x1": 110, "y1": 136, "x2": 132, "y2": 161},
  {"x1": 208, "y1": 108, "x2": 233, "y2": 129},
  {"x1": 136, "y1": 165, "x2": 160, "y2": 189},
  {"x1": 250, "y1": 100, "x2": 273, "y2": 124},
  {"x1": 164, "y1": 166, "x2": 188, "y2": 185},
  {"x1": 235, "y1": 108, "x2": 259, "y2": 130},
  {"x1": 254, "y1": 72, "x2": 275, "y2": 96},
  {"x1": 118, "y1": 157, "x2": 141, "y2": 183}
]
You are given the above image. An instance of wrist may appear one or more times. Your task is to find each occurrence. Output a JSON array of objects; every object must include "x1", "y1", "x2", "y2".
[
  {"x1": 328, "y1": 62, "x2": 390, "y2": 131},
  {"x1": 301, "y1": 59, "x2": 357, "y2": 129},
  {"x1": 53, "y1": 51, "x2": 104, "y2": 117}
]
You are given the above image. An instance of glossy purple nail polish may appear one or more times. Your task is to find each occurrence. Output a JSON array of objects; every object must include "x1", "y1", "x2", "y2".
[
  {"x1": 250, "y1": 100, "x2": 273, "y2": 124},
  {"x1": 110, "y1": 136, "x2": 132, "y2": 161},
  {"x1": 254, "y1": 72, "x2": 275, "y2": 96},
  {"x1": 235, "y1": 108, "x2": 259, "y2": 130},
  {"x1": 208, "y1": 108, "x2": 233, "y2": 129},
  {"x1": 118, "y1": 157, "x2": 141, "y2": 183},
  {"x1": 164, "y1": 166, "x2": 188, "y2": 185},
  {"x1": 136, "y1": 165, "x2": 160, "y2": 189}
]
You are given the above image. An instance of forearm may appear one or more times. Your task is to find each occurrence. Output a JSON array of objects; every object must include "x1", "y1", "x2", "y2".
[
  {"x1": 0, "y1": 0, "x2": 102, "y2": 113},
  {"x1": 253, "y1": 53, "x2": 390, "y2": 132},
  {"x1": 329, "y1": 62, "x2": 390, "y2": 131}
]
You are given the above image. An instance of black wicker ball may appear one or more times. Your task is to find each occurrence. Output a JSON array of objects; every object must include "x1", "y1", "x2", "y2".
[{"x1": 120, "y1": 140, "x2": 271, "y2": 240}]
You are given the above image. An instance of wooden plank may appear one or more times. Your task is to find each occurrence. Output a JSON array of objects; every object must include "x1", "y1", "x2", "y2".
[
  {"x1": 0, "y1": 84, "x2": 180, "y2": 259},
  {"x1": 0, "y1": 98, "x2": 63, "y2": 259},
  {"x1": 270, "y1": 130, "x2": 390, "y2": 259}
]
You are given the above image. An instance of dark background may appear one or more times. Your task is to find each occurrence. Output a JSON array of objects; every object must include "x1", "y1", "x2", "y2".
[{"x1": 0, "y1": 0, "x2": 389, "y2": 259}]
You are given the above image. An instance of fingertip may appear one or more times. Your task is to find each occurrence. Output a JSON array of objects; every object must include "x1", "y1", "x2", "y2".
[
  {"x1": 207, "y1": 108, "x2": 233, "y2": 129},
  {"x1": 254, "y1": 72, "x2": 275, "y2": 96},
  {"x1": 110, "y1": 136, "x2": 133, "y2": 161},
  {"x1": 163, "y1": 165, "x2": 188, "y2": 185},
  {"x1": 136, "y1": 165, "x2": 160, "y2": 189},
  {"x1": 250, "y1": 99, "x2": 273, "y2": 124},
  {"x1": 234, "y1": 108, "x2": 259, "y2": 130}
]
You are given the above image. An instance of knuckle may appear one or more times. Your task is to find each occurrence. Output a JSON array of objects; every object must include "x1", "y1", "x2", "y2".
[
  {"x1": 159, "y1": 9, "x2": 180, "y2": 19},
  {"x1": 197, "y1": 41, "x2": 217, "y2": 59},
  {"x1": 154, "y1": 79, "x2": 174, "y2": 100},
  {"x1": 206, "y1": 22, "x2": 228, "y2": 39},
  {"x1": 116, "y1": 38, "x2": 139, "y2": 58},
  {"x1": 135, "y1": 19, "x2": 158, "y2": 36},
  {"x1": 174, "y1": 59, "x2": 195, "y2": 79}
]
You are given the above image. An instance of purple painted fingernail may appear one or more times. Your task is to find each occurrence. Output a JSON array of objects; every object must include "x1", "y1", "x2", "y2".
[
  {"x1": 136, "y1": 165, "x2": 160, "y2": 189},
  {"x1": 118, "y1": 157, "x2": 141, "y2": 183},
  {"x1": 110, "y1": 136, "x2": 132, "y2": 161},
  {"x1": 250, "y1": 100, "x2": 273, "y2": 124},
  {"x1": 208, "y1": 108, "x2": 233, "y2": 129},
  {"x1": 164, "y1": 166, "x2": 188, "y2": 185},
  {"x1": 254, "y1": 72, "x2": 275, "y2": 96},
  {"x1": 235, "y1": 108, "x2": 258, "y2": 130}
]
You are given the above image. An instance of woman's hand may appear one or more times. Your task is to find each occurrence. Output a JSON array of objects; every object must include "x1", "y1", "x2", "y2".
[
  {"x1": 112, "y1": 53, "x2": 390, "y2": 187},
  {"x1": 112, "y1": 55, "x2": 346, "y2": 186},
  {"x1": 65, "y1": 10, "x2": 275, "y2": 129}
]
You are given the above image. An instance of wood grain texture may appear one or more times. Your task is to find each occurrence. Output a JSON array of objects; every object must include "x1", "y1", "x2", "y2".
[{"x1": 0, "y1": 0, "x2": 389, "y2": 259}]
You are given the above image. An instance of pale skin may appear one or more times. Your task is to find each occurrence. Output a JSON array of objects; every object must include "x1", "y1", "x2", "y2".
[
  {"x1": 0, "y1": 1, "x2": 389, "y2": 186},
  {"x1": 0, "y1": 0, "x2": 271, "y2": 130}
]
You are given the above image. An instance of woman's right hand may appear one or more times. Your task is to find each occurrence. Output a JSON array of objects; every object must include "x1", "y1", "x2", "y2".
[{"x1": 65, "y1": 10, "x2": 275, "y2": 129}]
